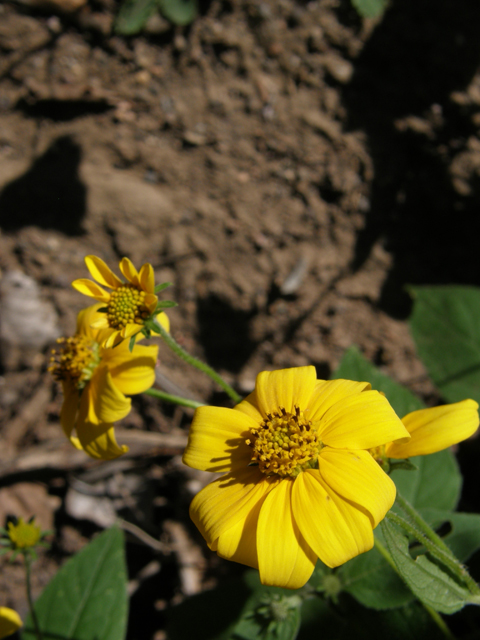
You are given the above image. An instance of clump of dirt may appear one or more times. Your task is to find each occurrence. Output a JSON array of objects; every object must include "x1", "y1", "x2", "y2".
[{"x1": 1, "y1": 0, "x2": 480, "y2": 636}]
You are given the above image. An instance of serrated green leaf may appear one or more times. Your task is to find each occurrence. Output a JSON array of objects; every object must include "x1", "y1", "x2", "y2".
[
  {"x1": 381, "y1": 519, "x2": 471, "y2": 614},
  {"x1": 409, "y1": 285, "x2": 480, "y2": 404},
  {"x1": 159, "y1": 0, "x2": 197, "y2": 25},
  {"x1": 350, "y1": 0, "x2": 388, "y2": 19},
  {"x1": 333, "y1": 345, "x2": 424, "y2": 417},
  {"x1": 419, "y1": 509, "x2": 480, "y2": 562},
  {"x1": 391, "y1": 449, "x2": 461, "y2": 512},
  {"x1": 22, "y1": 527, "x2": 128, "y2": 640},
  {"x1": 115, "y1": 0, "x2": 160, "y2": 35}
]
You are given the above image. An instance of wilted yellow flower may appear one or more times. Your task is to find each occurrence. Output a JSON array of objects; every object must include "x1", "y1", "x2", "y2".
[
  {"x1": 384, "y1": 399, "x2": 479, "y2": 459},
  {"x1": 7, "y1": 518, "x2": 41, "y2": 549},
  {"x1": 72, "y1": 255, "x2": 170, "y2": 348},
  {"x1": 0, "y1": 608, "x2": 21, "y2": 639},
  {"x1": 50, "y1": 304, "x2": 159, "y2": 459},
  {"x1": 183, "y1": 366, "x2": 409, "y2": 589}
]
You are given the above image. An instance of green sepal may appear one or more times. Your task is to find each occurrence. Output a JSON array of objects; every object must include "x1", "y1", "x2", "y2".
[
  {"x1": 388, "y1": 459, "x2": 418, "y2": 473},
  {"x1": 154, "y1": 282, "x2": 173, "y2": 293},
  {"x1": 97, "y1": 306, "x2": 109, "y2": 313},
  {"x1": 128, "y1": 335, "x2": 136, "y2": 353},
  {"x1": 155, "y1": 300, "x2": 178, "y2": 311}
]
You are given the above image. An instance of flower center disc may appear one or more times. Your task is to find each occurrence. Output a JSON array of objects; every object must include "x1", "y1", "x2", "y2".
[
  {"x1": 247, "y1": 406, "x2": 321, "y2": 477},
  {"x1": 107, "y1": 285, "x2": 149, "y2": 330},
  {"x1": 49, "y1": 335, "x2": 99, "y2": 389}
]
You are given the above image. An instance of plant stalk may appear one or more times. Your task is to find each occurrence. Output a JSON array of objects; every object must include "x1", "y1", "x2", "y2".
[
  {"x1": 25, "y1": 555, "x2": 43, "y2": 640},
  {"x1": 143, "y1": 387, "x2": 206, "y2": 409}
]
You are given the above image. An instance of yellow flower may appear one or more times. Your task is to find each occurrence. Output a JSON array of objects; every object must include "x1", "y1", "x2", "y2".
[
  {"x1": 7, "y1": 518, "x2": 41, "y2": 549},
  {"x1": 0, "y1": 608, "x2": 21, "y2": 639},
  {"x1": 182, "y1": 366, "x2": 409, "y2": 589},
  {"x1": 72, "y1": 255, "x2": 170, "y2": 348},
  {"x1": 384, "y1": 399, "x2": 479, "y2": 459},
  {"x1": 50, "y1": 304, "x2": 158, "y2": 460}
]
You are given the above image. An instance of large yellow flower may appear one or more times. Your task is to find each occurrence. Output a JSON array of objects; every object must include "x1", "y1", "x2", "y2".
[
  {"x1": 0, "y1": 608, "x2": 21, "y2": 639},
  {"x1": 182, "y1": 366, "x2": 410, "y2": 589},
  {"x1": 384, "y1": 399, "x2": 479, "y2": 459},
  {"x1": 50, "y1": 304, "x2": 159, "y2": 460},
  {"x1": 72, "y1": 255, "x2": 170, "y2": 348}
]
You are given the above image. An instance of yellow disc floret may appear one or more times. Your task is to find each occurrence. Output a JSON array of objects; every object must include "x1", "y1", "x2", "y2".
[
  {"x1": 106, "y1": 285, "x2": 150, "y2": 330},
  {"x1": 7, "y1": 518, "x2": 41, "y2": 549},
  {"x1": 246, "y1": 406, "x2": 322, "y2": 477},
  {"x1": 49, "y1": 335, "x2": 100, "y2": 390}
]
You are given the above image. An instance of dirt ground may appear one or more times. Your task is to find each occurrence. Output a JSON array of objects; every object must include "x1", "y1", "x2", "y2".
[{"x1": 1, "y1": 0, "x2": 480, "y2": 637}]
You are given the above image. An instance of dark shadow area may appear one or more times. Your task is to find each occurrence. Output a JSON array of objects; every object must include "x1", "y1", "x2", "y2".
[
  {"x1": 0, "y1": 135, "x2": 86, "y2": 235},
  {"x1": 16, "y1": 98, "x2": 112, "y2": 121},
  {"x1": 196, "y1": 294, "x2": 257, "y2": 374},
  {"x1": 343, "y1": 0, "x2": 480, "y2": 317}
]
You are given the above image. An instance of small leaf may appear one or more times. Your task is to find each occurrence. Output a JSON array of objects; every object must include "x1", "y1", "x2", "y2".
[
  {"x1": 409, "y1": 285, "x2": 480, "y2": 404},
  {"x1": 333, "y1": 345, "x2": 424, "y2": 417},
  {"x1": 350, "y1": 0, "x2": 388, "y2": 19},
  {"x1": 128, "y1": 335, "x2": 136, "y2": 353},
  {"x1": 22, "y1": 527, "x2": 128, "y2": 640},
  {"x1": 115, "y1": 0, "x2": 160, "y2": 35},
  {"x1": 154, "y1": 282, "x2": 173, "y2": 293},
  {"x1": 381, "y1": 518, "x2": 471, "y2": 614},
  {"x1": 155, "y1": 300, "x2": 178, "y2": 310},
  {"x1": 159, "y1": 0, "x2": 198, "y2": 25}
]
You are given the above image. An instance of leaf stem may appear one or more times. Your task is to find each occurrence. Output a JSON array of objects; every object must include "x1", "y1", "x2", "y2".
[
  {"x1": 143, "y1": 387, "x2": 206, "y2": 409},
  {"x1": 25, "y1": 554, "x2": 43, "y2": 640},
  {"x1": 150, "y1": 321, "x2": 242, "y2": 404},
  {"x1": 374, "y1": 537, "x2": 456, "y2": 640}
]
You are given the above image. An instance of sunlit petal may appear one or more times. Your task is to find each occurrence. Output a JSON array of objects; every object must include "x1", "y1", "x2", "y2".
[
  {"x1": 77, "y1": 422, "x2": 128, "y2": 460},
  {"x1": 102, "y1": 343, "x2": 158, "y2": 395},
  {"x1": 156, "y1": 311, "x2": 170, "y2": 332},
  {"x1": 119, "y1": 257, "x2": 140, "y2": 286},
  {"x1": 139, "y1": 263, "x2": 155, "y2": 293},
  {"x1": 216, "y1": 496, "x2": 266, "y2": 570},
  {"x1": 85, "y1": 255, "x2": 123, "y2": 289},
  {"x1": 0, "y1": 607, "x2": 22, "y2": 639},
  {"x1": 257, "y1": 479, "x2": 317, "y2": 588},
  {"x1": 234, "y1": 388, "x2": 264, "y2": 424},
  {"x1": 60, "y1": 380, "x2": 79, "y2": 440},
  {"x1": 308, "y1": 379, "x2": 371, "y2": 422},
  {"x1": 255, "y1": 366, "x2": 317, "y2": 417},
  {"x1": 85, "y1": 366, "x2": 131, "y2": 424},
  {"x1": 319, "y1": 448, "x2": 396, "y2": 527},
  {"x1": 293, "y1": 470, "x2": 373, "y2": 568},
  {"x1": 72, "y1": 279, "x2": 110, "y2": 303}
]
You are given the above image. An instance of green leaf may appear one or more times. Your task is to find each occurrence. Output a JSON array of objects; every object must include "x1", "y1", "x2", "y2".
[
  {"x1": 22, "y1": 527, "x2": 128, "y2": 640},
  {"x1": 154, "y1": 282, "x2": 173, "y2": 294},
  {"x1": 409, "y1": 285, "x2": 480, "y2": 404},
  {"x1": 339, "y1": 539, "x2": 414, "y2": 610},
  {"x1": 391, "y1": 449, "x2": 461, "y2": 512},
  {"x1": 155, "y1": 300, "x2": 178, "y2": 310},
  {"x1": 419, "y1": 509, "x2": 480, "y2": 562},
  {"x1": 128, "y1": 335, "x2": 136, "y2": 352},
  {"x1": 381, "y1": 519, "x2": 471, "y2": 614},
  {"x1": 350, "y1": 0, "x2": 388, "y2": 19},
  {"x1": 115, "y1": 0, "x2": 160, "y2": 35},
  {"x1": 333, "y1": 345, "x2": 424, "y2": 417},
  {"x1": 159, "y1": 0, "x2": 198, "y2": 25}
]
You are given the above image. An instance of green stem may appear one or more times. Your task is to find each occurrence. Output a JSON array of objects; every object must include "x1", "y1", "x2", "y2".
[
  {"x1": 143, "y1": 387, "x2": 206, "y2": 410},
  {"x1": 386, "y1": 512, "x2": 480, "y2": 597},
  {"x1": 25, "y1": 555, "x2": 43, "y2": 640},
  {"x1": 374, "y1": 537, "x2": 456, "y2": 640},
  {"x1": 395, "y1": 493, "x2": 480, "y2": 597},
  {"x1": 151, "y1": 321, "x2": 242, "y2": 404}
]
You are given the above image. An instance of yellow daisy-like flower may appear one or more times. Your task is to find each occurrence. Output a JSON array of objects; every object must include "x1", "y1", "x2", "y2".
[
  {"x1": 72, "y1": 255, "x2": 170, "y2": 348},
  {"x1": 384, "y1": 399, "x2": 479, "y2": 459},
  {"x1": 50, "y1": 303, "x2": 159, "y2": 460},
  {"x1": 7, "y1": 518, "x2": 41, "y2": 549},
  {"x1": 0, "y1": 608, "x2": 21, "y2": 639},
  {"x1": 182, "y1": 366, "x2": 410, "y2": 589}
]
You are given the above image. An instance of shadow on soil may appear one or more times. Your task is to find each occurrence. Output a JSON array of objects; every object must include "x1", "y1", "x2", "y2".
[
  {"x1": 343, "y1": 0, "x2": 480, "y2": 317},
  {"x1": 0, "y1": 135, "x2": 86, "y2": 235}
]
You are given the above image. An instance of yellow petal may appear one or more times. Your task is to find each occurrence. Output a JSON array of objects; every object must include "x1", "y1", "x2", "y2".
[
  {"x1": 0, "y1": 607, "x2": 22, "y2": 639},
  {"x1": 121, "y1": 324, "x2": 142, "y2": 340},
  {"x1": 182, "y1": 406, "x2": 255, "y2": 472},
  {"x1": 386, "y1": 400, "x2": 480, "y2": 458},
  {"x1": 77, "y1": 422, "x2": 128, "y2": 460},
  {"x1": 255, "y1": 366, "x2": 317, "y2": 418},
  {"x1": 85, "y1": 255, "x2": 123, "y2": 289},
  {"x1": 156, "y1": 311, "x2": 170, "y2": 332},
  {"x1": 189, "y1": 467, "x2": 278, "y2": 546},
  {"x1": 234, "y1": 388, "x2": 264, "y2": 423},
  {"x1": 145, "y1": 293, "x2": 158, "y2": 315},
  {"x1": 307, "y1": 379, "x2": 371, "y2": 422},
  {"x1": 139, "y1": 263, "x2": 155, "y2": 293},
  {"x1": 257, "y1": 479, "x2": 317, "y2": 589},
  {"x1": 292, "y1": 470, "x2": 373, "y2": 568},
  {"x1": 102, "y1": 343, "x2": 158, "y2": 395},
  {"x1": 216, "y1": 495, "x2": 266, "y2": 570},
  {"x1": 119, "y1": 257, "x2": 140, "y2": 286},
  {"x1": 60, "y1": 380, "x2": 79, "y2": 440},
  {"x1": 76, "y1": 303, "x2": 106, "y2": 336},
  {"x1": 103, "y1": 330, "x2": 123, "y2": 349},
  {"x1": 84, "y1": 366, "x2": 131, "y2": 424},
  {"x1": 320, "y1": 390, "x2": 409, "y2": 449},
  {"x1": 90, "y1": 317, "x2": 110, "y2": 330},
  {"x1": 72, "y1": 279, "x2": 110, "y2": 303},
  {"x1": 319, "y1": 448, "x2": 396, "y2": 527}
]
